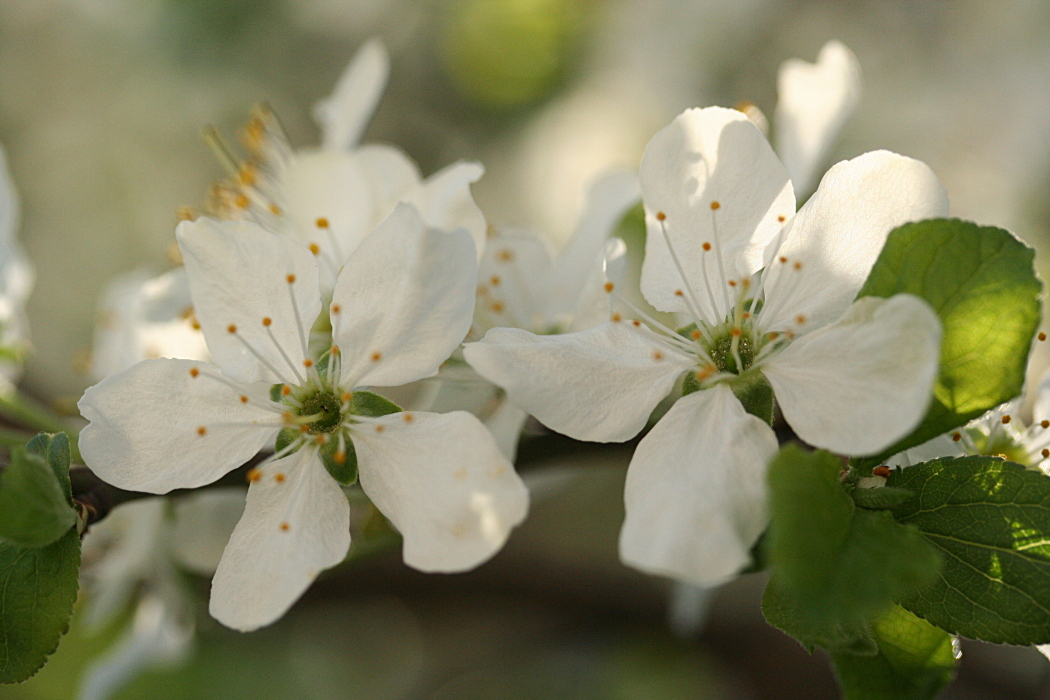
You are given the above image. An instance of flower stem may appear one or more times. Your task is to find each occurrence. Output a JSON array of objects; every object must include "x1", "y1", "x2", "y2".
[{"x1": 0, "y1": 391, "x2": 72, "y2": 435}]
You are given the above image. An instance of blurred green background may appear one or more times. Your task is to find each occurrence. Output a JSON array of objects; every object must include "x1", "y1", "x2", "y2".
[{"x1": 3, "y1": 0, "x2": 1050, "y2": 697}]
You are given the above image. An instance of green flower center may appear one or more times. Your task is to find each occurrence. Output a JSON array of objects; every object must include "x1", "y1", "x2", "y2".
[
  {"x1": 299, "y1": 391, "x2": 343, "y2": 434},
  {"x1": 709, "y1": 334, "x2": 755, "y2": 374}
]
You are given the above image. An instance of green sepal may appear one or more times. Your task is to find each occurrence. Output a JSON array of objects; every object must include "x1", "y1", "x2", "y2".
[
  {"x1": 852, "y1": 487, "x2": 915, "y2": 511},
  {"x1": 730, "y1": 370, "x2": 774, "y2": 425},
  {"x1": 762, "y1": 577, "x2": 878, "y2": 655},
  {"x1": 853, "y1": 218, "x2": 1041, "y2": 473},
  {"x1": 269, "y1": 383, "x2": 284, "y2": 402},
  {"x1": 349, "y1": 391, "x2": 402, "y2": 418},
  {"x1": 0, "y1": 447, "x2": 76, "y2": 548},
  {"x1": 0, "y1": 528, "x2": 81, "y2": 683},
  {"x1": 320, "y1": 436, "x2": 357, "y2": 485},
  {"x1": 888, "y1": 455, "x2": 1050, "y2": 644},
  {"x1": 274, "y1": 427, "x2": 299, "y2": 454},
  {"x1": 830, "y1": 605, "x2": 957, "y2": 700},
  {"x1": 25, "y1": 432, "x2": 73, "y2": 507},
  {"x1": 766, "y1": 446, "x2": 942, "y2": 625}
]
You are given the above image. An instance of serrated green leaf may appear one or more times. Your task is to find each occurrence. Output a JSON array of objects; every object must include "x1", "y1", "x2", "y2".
[
  {"x1": 767, "y1": 446, "x2": 942, "y2": 623},
  {"x1": 762, "y1": 577, "x2": 877, "y2": 655},
  {"x1": 888, "y1": 455, "x2": 1050, "y2": 644},
  {"x1": 24, "y1": 433, "x2": 72, "y2": 507},
  {"x1": 0, "y1": 449, "x2": 76, "y2": 548},
  {"x1": 0, "y1": 528, "x2": 81, "y2": 683},
  {"x1": 854, "y1": 219, "x2": 1041, "y2": 471},
  {"x1": 349, "y1": 391, "x2": 401, "y2": 418},
  {"x1": 852, "y1": 487, "x2": 915, "y2": 510},
  {"x1": 831, "y1": 605, "x2": 957, "y2": 700}
]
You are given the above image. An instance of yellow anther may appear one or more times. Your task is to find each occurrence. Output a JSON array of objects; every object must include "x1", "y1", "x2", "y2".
[
  {"x1": 189, "y1": 367, "x2": 200, "y2": 378},
  {"x1": 227, "y1": 323, "x2": 237, "y2": 334},
  {"x1": 656, "y1": 211, "x2": 666, "y2": 221},
  {"x1": 197, "y1": 426, "x2": 207, "y2": 436},
  {"x1": 262, "y1": 317, "x2": 272, "y2": 326},
  {"x1": 710, "y1": 201, "x2": 720, "y2": 210},
  {"x1": 309, "y1": 243, "x2": 320, "y2": 255},
  {"x1": 316, "y1": 217, "x2": 330, "y2": 229},
  {"x1": 286, "y1": 274, "x2": 296, "y2": 284}
]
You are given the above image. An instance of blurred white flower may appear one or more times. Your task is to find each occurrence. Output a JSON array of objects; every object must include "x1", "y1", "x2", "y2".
[
  {"x1": 205, "y1": 38, "x2": 486, "y2": 294},
  {"x1": 400, "y1": 170, "x2": 639, "y2": 460},
  {"x1": 78, "y1": 490, "x2": 244, "y2": 700},
  {"x1": 90, "y1": 268, "x2": 208, "y2": 382},
  {"x1": 891, "y1": 366, "x2": 1050, "y2": 474},
  {"x1": 79, "y1": 206, "x2": 528, "y2": 631},
  {"x1": 466, "y1": 106, "x2": 946, "y2": 587},
  {"x1": 775, "y1": 40, "x2": 862, "y2": 196},
  {"x1": 0, "y1": 144, "x2": 34, "y2": 390}
]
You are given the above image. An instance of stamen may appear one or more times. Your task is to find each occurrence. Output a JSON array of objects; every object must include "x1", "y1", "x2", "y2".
[
  {"x1": 655, "y1": 214, "x2": 711, "y2": 327},
  {"x1": 284, "y1": 275, "x2": 311, "y2": 360},
  {"x1": 228, "y1": 327, "x2": 297, "y2": 386}
]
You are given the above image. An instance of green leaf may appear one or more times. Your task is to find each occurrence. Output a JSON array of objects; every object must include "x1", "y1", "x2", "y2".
[
  {"x1": 24, "y1": 433, "x2": 72, "y2": 507},
  {"x1": 348, "y1": 391, "x2": 401, "y2": 418},
  {"x1": 888, "y1": 455, "x2": 1050, "y2": 644},
  {"x1": 762, "y1": 577, "x2": 877, "y2": 655},
  {"x1": 0, "y1": 528, "x2": 81, "y2": 683},
  {"x1": 767, "y1": 446, "x2": 942, "y2": 624},
  {"x1": 852, "y1": 487, "x2": 915, "y2": 510},
  {"x1": 854, "y1": 219, "x2": 1041, "y2": 470},
  {"x1": 0, "y1": 449, "x2": 76, "y2": 548},
  {"x1": 831, "y1": 605, "x2": 957, "y2": 700}
]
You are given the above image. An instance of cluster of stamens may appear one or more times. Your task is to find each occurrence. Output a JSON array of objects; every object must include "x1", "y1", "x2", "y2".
[{"x1": 602, "y1": 199, "x2": 804, "y2": 391}]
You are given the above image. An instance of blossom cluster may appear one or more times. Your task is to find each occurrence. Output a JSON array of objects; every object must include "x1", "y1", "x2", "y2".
[{"x1": 68, "y1": 36, "x2": 955, "y2": 635}]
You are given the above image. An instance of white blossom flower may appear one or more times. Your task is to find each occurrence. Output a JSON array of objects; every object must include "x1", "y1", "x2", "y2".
[
  {"x1": 205, "y1": 38, "x2": 486, "y2": 293},
  {"x1": 0, "y1": 143, "x2": 34, "y2": 387},
  {"x1": 891, "y1": 366, "x2": 1050, "y2": 474},
  {"x1": 404, "y1": 169, "x2": 639, "y2": 459},
  {"x1": 90, "y1": 267, "x2": 208, "y2": 381},
  {"x1": 78, "y1": 491, "x2": 243, "y2": 700},
  {"x1": 472, "y1": 170, "x2": 640, "y2": 338},
  {"x1": 78, "y1": 204, "x2": 529, "y2": 631},
  {"x1": 775, "y1": 40, "x2": 862, "y2": 196},
  {"x1": 465, "y1": 106, "x2": 946, "y2": 587}
]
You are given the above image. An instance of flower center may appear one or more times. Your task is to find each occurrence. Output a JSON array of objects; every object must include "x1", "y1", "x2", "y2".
[
  {"x1": 709, "y1": 333, "x2": 755, "y2": 374},
  {"x1": 299, "y1": 390, "x2": 343, "y2": 433}
]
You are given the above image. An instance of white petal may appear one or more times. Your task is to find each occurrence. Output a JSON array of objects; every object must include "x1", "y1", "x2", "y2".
[
  {"x1": 891, "y1": 433, "x2": 965, "y2": 469},
  {"x1": 353, "y1": 410, "x2": 528, "y2": 572},
  {"x1": 170, "y1": 487, "x2": 246, "y2": 575},
  {"x1": 404, "y1": 161, "x2": 487, "y2": 258},
  {"x1": 279, "y1": 150, "x2": 375, "y2": 268},
  {"x1": 475, "y1": 230, "x2": 554, "y2": 334},
  {"x1": 91, "y1": 268, "x2": 209, "y2": 381},
  {"x1": 177, "y1": 218, "x2": 321, "y2": 384},
  {"x1": 639, "y1": 107, "x2": 795, "y2": 319},
  {"x1": 764, "y1": 294, "x2": 941, "y2": 456},
  {"x1": 620, "y1": 383, "x2": 778, "y2": 586},
  {"x1": 757, "y1": 150, "x2": 949, "y2": 335},
  {"x1": 79, "y1": 359, "x2": 278, "y2": 493},
  {"x1": 354, "y1": 144, "x2": 423, "y2": 218},
  {"x1": 775, "y1": 40, "x2": 862, "y2": 195},
  {"x1": 551, "y1": 169, "x2": 640, "y2": 314},
  {"x1": 333, "y1": 203, "x2": 477, "y2": 388},
  {"x1": 464, "y1": 322, "x2": 695, "y2": 442},
  {"x1": 484, "y1": 398, "x2": 530, "y2": 461},
  {"x1": 313, "y1": 37, "x2": 389, "y2": 151},
  {"x1": 209, "y1": 449, "x2": 350, "y2": 631}
]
